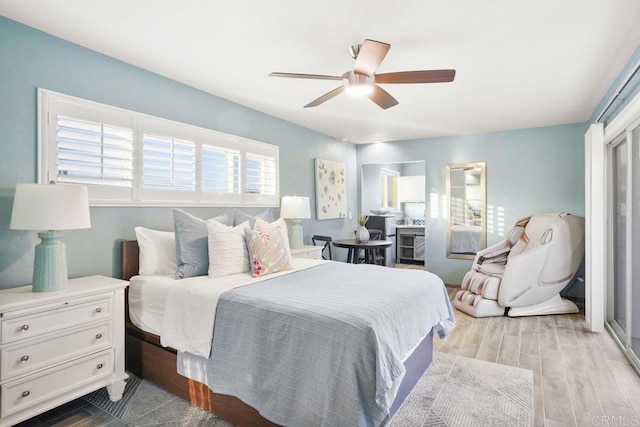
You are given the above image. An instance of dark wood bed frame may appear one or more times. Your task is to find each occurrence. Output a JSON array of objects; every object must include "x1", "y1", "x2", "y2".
[{"x1": 120, "y1": 240, "x2": 433, "y2": 426}]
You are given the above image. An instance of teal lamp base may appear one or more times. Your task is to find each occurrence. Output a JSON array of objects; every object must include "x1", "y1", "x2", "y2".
[{"x1": 32, "y1": 230, "x2": 67, "y2": 292}]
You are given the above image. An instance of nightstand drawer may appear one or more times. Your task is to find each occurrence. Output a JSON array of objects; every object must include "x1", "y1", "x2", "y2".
[
  {"x1": 1, "y1": 297, "x2": 111, "y2": 345},
  {"x1": 1, "y1": 321, "x2": 112, "y2": 381},
  {"x1": 1, "y1": 348, "x2": 113, "y2": 417}
]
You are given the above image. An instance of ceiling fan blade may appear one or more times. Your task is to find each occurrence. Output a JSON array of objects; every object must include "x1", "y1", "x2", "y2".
[
  {"x1": 304, "y1": 86, "x2": 345, "y2": 108},
  {"x1": 368, "y1": 85, "x2": 398, "y2": 109},
  {"x1": 269, "y1": 72, "x2": 343, "y2": 81},
  {"x1": 375, "y1": 69, "x2": 456, "y2": 84},
  {"x1": 354, "y1": 39, "x2": 390, "y2": 77}
]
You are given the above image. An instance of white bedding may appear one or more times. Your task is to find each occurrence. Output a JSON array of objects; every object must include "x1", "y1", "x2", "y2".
[
  {"x1": 128, "y1": 257, "x2": 327, "y2": 356},
  {"x1": 128, "y1": 274, "x2": 174, "y2": 335},
  {"x1": 450, "y1": 224, "x2": 481, "y2": 254}
]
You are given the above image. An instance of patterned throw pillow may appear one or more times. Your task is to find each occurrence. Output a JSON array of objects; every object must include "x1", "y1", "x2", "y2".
[
  {"x1": 254, "y1": 218, "x2": 292, "y2": 259},
  {"x1": 245, "y1": 226, "x2": 292, "y2": 278}
]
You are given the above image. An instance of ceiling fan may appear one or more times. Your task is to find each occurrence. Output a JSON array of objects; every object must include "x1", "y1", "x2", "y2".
[{"x1": 269, "y1": 39, "x2": 455, "y2": 109}]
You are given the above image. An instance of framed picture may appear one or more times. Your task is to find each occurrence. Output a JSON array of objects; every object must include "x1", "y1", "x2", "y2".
[{"x1": 315, "y1": 159, "x2": 346, "y2": 219}]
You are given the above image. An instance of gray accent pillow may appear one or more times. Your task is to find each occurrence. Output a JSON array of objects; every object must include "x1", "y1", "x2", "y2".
[
  {"x1": 173, "y1": 209, "x2": 228, "y2": 278},
  {"x1": 232, "y1": 209, "x2": 274, "y2": 228}
]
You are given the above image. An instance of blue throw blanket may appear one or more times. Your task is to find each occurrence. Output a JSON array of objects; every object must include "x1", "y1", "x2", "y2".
[{"x1": 177, "y1": 262, "x2": 455, "y2": 427}]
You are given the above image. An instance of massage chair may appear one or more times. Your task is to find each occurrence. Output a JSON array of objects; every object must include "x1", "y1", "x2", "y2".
[{"x1": 453, "y1": 212, "x2": 585, "y2": 317}]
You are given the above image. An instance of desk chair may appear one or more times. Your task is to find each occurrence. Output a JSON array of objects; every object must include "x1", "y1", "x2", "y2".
[{"x1": 312, "y1": 235, "x2": 333, "y2": 260}]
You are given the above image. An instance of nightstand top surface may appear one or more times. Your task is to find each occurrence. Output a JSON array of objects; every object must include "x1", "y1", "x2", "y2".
[{"x1": 0, "y1": 275, "x2": 128, "y2": 313}]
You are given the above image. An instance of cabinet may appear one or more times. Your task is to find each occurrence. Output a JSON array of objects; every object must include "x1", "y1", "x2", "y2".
[
  {"x1": 291, "y1": 245, "x2": 323, "y2": 260},
  {"x1": 396, "y1": 226, "x2": 425, "y2": 264},
  {"x1": 0, "y1": 276, "x2": 128, "y2": 427}
]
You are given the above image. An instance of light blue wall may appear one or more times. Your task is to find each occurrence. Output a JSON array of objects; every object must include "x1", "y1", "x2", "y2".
[
  {"x1": 0, "y1": 17, "x2": 357, "y2": 288},
  {"x1": 357, "y1": 123, "x2": 588, "y2": 285}
]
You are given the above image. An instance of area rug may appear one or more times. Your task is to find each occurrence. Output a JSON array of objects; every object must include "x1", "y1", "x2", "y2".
[
  {"x1": 389, "y1": 352, "x2": 534, "y2": 426},
  {"x1": 84, "y1": 352, "x2": 533, "y2": 426}
]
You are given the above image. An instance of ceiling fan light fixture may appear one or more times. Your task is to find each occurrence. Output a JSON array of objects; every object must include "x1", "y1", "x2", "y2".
[
  {"x1": 269, "y1": 39, "x2": 455, "y2": 109},
  {"x1": 345, "y1": 84, "x2": 374, "y2": 96},
  {"x1": 343, "y1": 71, "x2": 374, "y2": 96}
]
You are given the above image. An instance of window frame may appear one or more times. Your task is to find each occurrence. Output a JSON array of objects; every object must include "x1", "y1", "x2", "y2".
[{"x1": 38, "y1": 89, "x2": 279, "y2": 207}]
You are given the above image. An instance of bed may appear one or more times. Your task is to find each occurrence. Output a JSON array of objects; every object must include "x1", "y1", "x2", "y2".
[
  {"x1": 450, "y1": 224, "x2": 482, "y2": 254},
  {"x1": 121, "y1": 240, "x2": 454, "y2": 426}
]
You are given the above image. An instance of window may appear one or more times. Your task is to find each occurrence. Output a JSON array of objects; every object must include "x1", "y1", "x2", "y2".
[
  {"x1": 246, "y1": 153, "x2": 276, "y2": 195},
  {"x1": 38, "y1": 89, "x2": 279, "y2": 206},
  {"x1": 142, "y1": 134, "x2": 195, "y2": 191},
  {"x1": 57, "y1": 116, "x2": 133, "y2": 188},
  {"x1": 201, "y1": 144, "x2": 240, "y2": 195}
]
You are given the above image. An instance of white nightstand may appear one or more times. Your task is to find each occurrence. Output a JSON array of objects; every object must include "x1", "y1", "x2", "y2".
[
  {"x1": 291, "y1": 245, "x2": 324, "y2": 260},
  {"x1": 0, "y1": 276, "x2": 128, "y2": 427}
]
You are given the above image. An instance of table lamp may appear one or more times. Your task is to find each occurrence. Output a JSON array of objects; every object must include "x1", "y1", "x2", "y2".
[
  {"x1": 280, "y1": 196, "x2": 311, "y2": 249},
  {"x1": 10, "y1": 183, "x2": 91, "y2": 292}
]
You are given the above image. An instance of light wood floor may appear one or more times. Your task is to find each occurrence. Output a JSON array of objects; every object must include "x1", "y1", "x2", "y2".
[
  {"x1": 434, "y1": 285, "x2": 640, "y2": 426},
  {"x1": 395, "y1": 262, "x2": 640, "y2": 425}
]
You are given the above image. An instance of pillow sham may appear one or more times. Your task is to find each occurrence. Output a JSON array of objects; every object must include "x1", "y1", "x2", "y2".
[
  {"x1": 173, "y1": 209, "x2": 228, "y2": 278},
  {"x1": 207, "y1": 220, "x2": 251, "y2": 278},
  {"x1": 232, "y1": 208, "x2": 274, "y2": 228},
  {"x1": 254, "y1": 217, "x2": 292, "y2": 259},
  {"x1": 245, "y1": 226, "x2": 292, "y2": 278},
  {"x1": 134, "y1": 226, "x2": 177, "y2": 276}
]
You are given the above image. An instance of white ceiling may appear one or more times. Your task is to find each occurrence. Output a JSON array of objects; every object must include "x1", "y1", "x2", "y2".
[{"x1": 2, "y1": 1, "x2": 640, "y2": 144}]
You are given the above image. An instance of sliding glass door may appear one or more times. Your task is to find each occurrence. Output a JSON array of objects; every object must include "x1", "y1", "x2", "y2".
[
  {"x1": 607, "y1": 123, "x2": 640, "y2": 372},
  {"x1": 610, "y1": 135, "x2": 627, "y2": 336},
  {"x1": 632, "y1": 128, "x2": 640, "y2": 357}
]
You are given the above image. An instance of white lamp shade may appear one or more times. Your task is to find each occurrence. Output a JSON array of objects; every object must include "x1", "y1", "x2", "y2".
[
  {"x1": 10, "y1": 184, "x2": 91, "y2": 231},
  {"x1": 280, "y1": 196, "x2": 311, "y2": 219}
]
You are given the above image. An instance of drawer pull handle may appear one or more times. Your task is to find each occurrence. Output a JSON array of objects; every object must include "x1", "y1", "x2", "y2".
[
  {"x1": 96, "y1": 363, "x2": 103, "y2": 370},
  {"x1": 95, "y1": 307, "x2": 102, "y2": 313},
  {"x1": 20, "y1": 324, "x2": 29, "y2": 331},
  {"x1": 95, "y1": 333, "x2": 102, "y2": 339},
  {"x1": 20, "y1": 355, "x2": 29, "y2": 362},
  {"x1": 21, "y1": 391, "x2": 30, "y2": 397}
]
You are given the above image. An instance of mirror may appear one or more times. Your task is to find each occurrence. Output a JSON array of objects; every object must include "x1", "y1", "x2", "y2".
[
  {"x1": 362, "y1": 161, "x2": 426, "y2": 266},
  {"x1": 446, "y1": 162, "x2": 486, "y2": 259},
  {"x1": 361, "y1": 162, "x2": 425, "y2": 216},
  {"x1": 380, "y1": 167, "x2": 400, "y2": 211}
]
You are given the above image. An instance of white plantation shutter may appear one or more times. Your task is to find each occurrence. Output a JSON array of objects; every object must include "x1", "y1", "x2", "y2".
[
  {"x1": 39, "y1": 89, "x2": 279, "y2": 206},
  {"x1": 245, "y1": 153, "x2": 276, "y2": 195},
  {"x1": 201, "y1": 144, "x2": 240, "y2": 195},
  {"x1": 142, "y1": 134, "x2": 195, "y2": 191},
  {"x1": 243, "y1": 142, "x2": 279, "y2": 205},
  {"x1": 56, "y1": 116, "x2": 133, "y2": 188}
]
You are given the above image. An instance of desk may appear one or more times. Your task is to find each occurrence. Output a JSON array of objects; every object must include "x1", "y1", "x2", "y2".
[{"x1": 332, "y1": 239, "x2": 393, "y2": 264}]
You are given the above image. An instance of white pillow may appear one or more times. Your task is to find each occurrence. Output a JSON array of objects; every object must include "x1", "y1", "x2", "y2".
[
  {"x1": 254, "y1": 218, "x2": 292, "y2": 259},
  {"x1": 207, "y1": 220, "x2": 251, "y2": 278},
  {"x1": 134, "y1": 227, "x2": 177, "y2": 276}
]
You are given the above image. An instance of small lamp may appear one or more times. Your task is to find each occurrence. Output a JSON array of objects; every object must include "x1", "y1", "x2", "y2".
[
  {"x1": 10, "y1": 184, "x2": 91, "y2": 292},
  {"x1": 280, "y1": 196, "x2": 311, "y2": 249}
]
